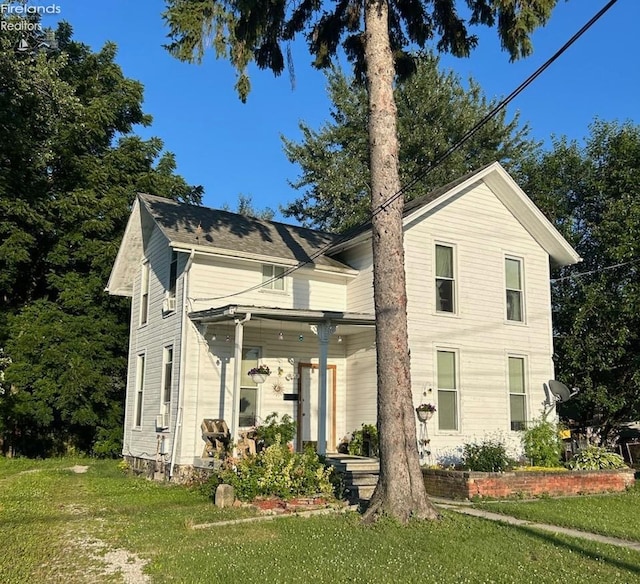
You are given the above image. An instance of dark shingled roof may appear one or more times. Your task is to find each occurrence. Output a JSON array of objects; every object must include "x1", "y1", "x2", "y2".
[{"x1": 138, "y1": 193, "x2": 349, "y2": 269}]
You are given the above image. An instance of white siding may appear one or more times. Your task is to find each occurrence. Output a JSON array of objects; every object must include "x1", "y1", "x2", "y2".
[
  {"x1": 339, "y1": 181, "x2": 556, "y2": 462},
  {"x1": 404, "y1": 183, "x2": 554, "y2": 459},
  {"x1": 189, "y1": 255, "x2": 348, "y2": 313},
  {"x1": 122, "y1": 227, "x2": 184, "y2": 462}
]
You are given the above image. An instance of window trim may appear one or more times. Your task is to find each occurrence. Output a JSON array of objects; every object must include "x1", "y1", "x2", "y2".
[
  {"x1": 504, "y1": 255, "x2": 525, "y2": 323},
  {"x1": 134, "y1": 353, "x2": 146, "y2": 429},
  {"x1": 260, "y1": 264, "x2": 287, "y2": 293},
  {"x1": 435, "y1": 347, "x2": 460, "y2": 433},
  {"x1": 434, "y1": 242, "x2": 457, "y2": 315},
  {"x1": 139, "y1": 260, "x2": 150, "y2": 327},
  {"x1": 161, "y1": 345, "x2": 174, "y2": 425},
  {"x1": 507, "y1": 354, "x2": 528, "y2": 432}
]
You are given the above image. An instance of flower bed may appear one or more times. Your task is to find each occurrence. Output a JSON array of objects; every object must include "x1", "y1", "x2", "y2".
[{"x1": 422, "y1": 467, "x2": 635, "y2": 500}]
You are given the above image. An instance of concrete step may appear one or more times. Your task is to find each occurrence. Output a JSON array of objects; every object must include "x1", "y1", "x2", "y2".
[
  {"x1": 326, "y1": 455, "x2": 380, "y2": 473},
  {"x1": 346, "y1": 484, "x2": 376, "y2": 501},
  {"x1": 346, "y1": 472, "x2": 379, "y2": 486}
]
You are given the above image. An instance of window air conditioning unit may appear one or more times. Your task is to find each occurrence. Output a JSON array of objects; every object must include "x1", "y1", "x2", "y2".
[
  {"x1": 162, "y1": 294, "x2": 176, "y2": 313},
  {"x1": 156, "y1": 413, "x2": 169, "y2": 430}
]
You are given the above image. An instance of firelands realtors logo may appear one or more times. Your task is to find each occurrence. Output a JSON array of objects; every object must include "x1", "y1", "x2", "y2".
[{"x1": 1, "y1": 2, "x2": 61, "y2": 51}]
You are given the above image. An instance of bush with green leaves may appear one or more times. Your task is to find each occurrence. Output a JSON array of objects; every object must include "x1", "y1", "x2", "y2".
[
  {"x1": 254, "y1": 412, "x2": 296, "y2": 449},
  {"x1": 215, "y1": 439, "x2": 333, "y2": 502},
  {"x1": 567, "y1": 446, "x2": 628, "y2": 470},
  {"x1": 348, "y1": 423, "x2": 379, "y2": 457},
  {"x1": 522, "y1": 419, "x2": 562, "y2": 467},
  {"x1": 463, "y1": 438, "x2": 514, "y2": 472}
]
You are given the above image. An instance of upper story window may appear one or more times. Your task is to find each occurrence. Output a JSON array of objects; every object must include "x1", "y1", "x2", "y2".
[
  {"x1": 168, "y1": 250, "x2": 179, "y2": 299},
  {"x1": 437, "y1": 349, "x2": 458, "y2": 431},
  {"x1": 505, "y1": 257, "x2": 524, "y2": 322},
  {"x1": 262, "y1": 264, "x2": 286, "y2": 291},
  {"x1": 435, "y1": 244, "x2": 455, "y2": 313},
  {"x1": 139, "y1": 262, "x2": 149, "y2": 326}
]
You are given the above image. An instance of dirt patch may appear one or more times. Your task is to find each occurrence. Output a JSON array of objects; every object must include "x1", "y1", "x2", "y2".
[{"x1": 74, "y1": 535, "x2": 150, "y2": 583}]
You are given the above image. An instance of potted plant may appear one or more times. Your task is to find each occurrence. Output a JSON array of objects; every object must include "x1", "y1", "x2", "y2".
[
  {"x1": 248, "y1": 364, "x2": 271, "y2": 384},
  {"x1": 416, "y1": 403, "x2": 436, "y2": 422}
]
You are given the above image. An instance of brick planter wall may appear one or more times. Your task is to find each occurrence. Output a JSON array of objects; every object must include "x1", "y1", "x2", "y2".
[{"x1": 422, "y1": 468, "x2": 635, "y2": 500}]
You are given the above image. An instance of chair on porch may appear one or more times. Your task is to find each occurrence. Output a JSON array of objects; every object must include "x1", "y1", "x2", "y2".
[{"x1": 201, "y1": 419, "x2": 231, "y2": 458}]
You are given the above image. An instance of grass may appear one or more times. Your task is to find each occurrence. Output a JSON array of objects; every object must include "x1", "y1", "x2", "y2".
[
  {"x1": 474, "y1": 481, "x2": 640, "y2": 543},
  {"x1": 1, "y1": 457, "x2": 640, "y2": 583}
]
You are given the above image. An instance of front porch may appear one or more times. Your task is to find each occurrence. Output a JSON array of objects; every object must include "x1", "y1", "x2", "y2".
[{"x1": 186, "y1": 304, "x2": 376, "y2": 460}]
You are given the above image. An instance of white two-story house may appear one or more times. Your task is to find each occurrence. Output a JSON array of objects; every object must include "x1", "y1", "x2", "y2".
[{"x1": 106, "y1": 162, "x2": 580, "y2": 478}]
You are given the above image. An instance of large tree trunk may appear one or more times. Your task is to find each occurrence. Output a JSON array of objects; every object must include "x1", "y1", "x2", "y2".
[{"x1": 361, "y1": 0, "x2": 439, "y2": 523}]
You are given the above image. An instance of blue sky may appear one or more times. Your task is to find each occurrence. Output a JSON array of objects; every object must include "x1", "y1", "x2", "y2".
[{"x1": 37, "y1": 0, "x2": 640, "y2": 220}]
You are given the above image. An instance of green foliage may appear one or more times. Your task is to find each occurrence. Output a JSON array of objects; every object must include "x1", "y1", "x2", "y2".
[
  {"x1": 567, "y1": 446, "x2": 628, "y2": 471},
  {"x1": 164, "y1": 0, "x2": 558, "y2": 102},
  {"x1": 463, "y1": 438, "x2": 514, "y2": 472},
  {"x1": 254, "y1": 412, "x2": 296, "y2": 448},
  {"x1": 348, "y1": 423, "x2": 379, "y2": 457},
  {"x1": 0, "y1": 15, "x2": 201, "y2": 457},
  {"x1": 216, "y1": 440, "x2": 334, "y2": 501},
  {"x1": 282, "y1": 58, "x2": 537, "y2": 231},
  {"x1": 522, "y1": 420, "x2": 562, "y2": 467},
  {"x1": 517, "y1": 120, "x2": 640, "y2": 439}
]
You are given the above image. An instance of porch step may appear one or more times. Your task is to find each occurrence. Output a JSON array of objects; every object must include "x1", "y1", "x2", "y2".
[{"x1": 325, "y1": 455, "x2": 379, "y2": 502}]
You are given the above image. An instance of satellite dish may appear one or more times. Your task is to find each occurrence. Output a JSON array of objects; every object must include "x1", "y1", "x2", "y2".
[{"x1": 547, "y1": 380, "x2": 579, "y2": 403}]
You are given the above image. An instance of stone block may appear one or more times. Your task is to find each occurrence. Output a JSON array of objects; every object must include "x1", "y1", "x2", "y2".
[{"x1": 215, "y1": 483, "x2": 235, "y2": 508}]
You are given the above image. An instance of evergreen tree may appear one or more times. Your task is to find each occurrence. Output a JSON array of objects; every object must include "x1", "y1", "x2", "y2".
[
  {"x1": 282, "y1": 55, "x2": 536, "y2": 231},
  {"x1": 0, "y1": 16, "x2": 202, "y2": 456}
]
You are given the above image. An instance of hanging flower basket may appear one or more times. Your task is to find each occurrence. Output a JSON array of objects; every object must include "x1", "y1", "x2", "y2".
[
  {"x1": 248, "y1": 365, "x2": 270, "y2": 384},
  {"x1": 416, "y1": 403, "x2": 436, "y2": 422}
]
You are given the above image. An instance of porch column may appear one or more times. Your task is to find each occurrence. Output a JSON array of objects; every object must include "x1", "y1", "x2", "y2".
[
  {"x1": 231, "y1": 314, "x2": 251, "y2": 451},
  {"x1": 312, "y1": 322, "x2": 335, "y2": 455}
]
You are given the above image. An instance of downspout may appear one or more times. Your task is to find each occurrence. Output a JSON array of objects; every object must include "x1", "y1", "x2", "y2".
[
  {"x1": 231, "y1": 313, "x2": 252, "y2": 453},
  {"x1": 169, "y1": 249, "x2": 195, "y2": 479}
]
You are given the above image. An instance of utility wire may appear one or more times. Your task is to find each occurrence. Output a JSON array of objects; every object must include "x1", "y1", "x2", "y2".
[
  {"x1": 192, "y1": 0, "x2": 619, "y2": 304},
  {"x1": 551, "y1": 258, "x2": 640, "y2": 283}
]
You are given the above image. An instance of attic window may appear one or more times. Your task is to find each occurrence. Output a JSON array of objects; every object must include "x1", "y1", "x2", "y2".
[{"x1": 262, "y1": 264, "x2": 285, "y2": 291}]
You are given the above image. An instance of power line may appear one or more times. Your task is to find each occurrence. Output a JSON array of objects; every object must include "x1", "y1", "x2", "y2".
[
  {"x1": 192, "y1": 0, "x2": 619, "y2": 304},
  {"x1": 551, "y1": 258, "x2": 640, "y2": 283}
]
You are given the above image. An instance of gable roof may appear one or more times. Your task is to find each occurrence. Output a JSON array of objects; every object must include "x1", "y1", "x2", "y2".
[
  {"x1": 328, "y1": 162, "x2": 581, "y2": 266},
  {"x1": 106, "y1": 194, "x2": 354, "y2": 297}
]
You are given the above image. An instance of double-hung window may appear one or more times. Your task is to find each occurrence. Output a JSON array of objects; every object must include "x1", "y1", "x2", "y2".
[
  {"x1": 505, "y1": 257, "x2": 524, "y2": 322},
  {"x1": 140, "y1": 262, "x2": 149, "y2": 326},
  {"x1": 508, "y1": 356, "x2": 527, "y2": 431},
  {"x1": 437, "y1": 350, "x2": 458, "y2": 431},
  {"x1": 162, "y1": 346, "x2": 173, "y2": 419},
  {"x1": 134, "y1": 354, "x2": 146, "y2": 428},
  {"x1": 435, "y1": 244, "x2": 455, "y2": 313},
  {"x1": 262, "y1": 264, "x2": 285, "y2": 291},
  {"x1": 239, "y1": 347, "x2": 260, "y2": 426}
]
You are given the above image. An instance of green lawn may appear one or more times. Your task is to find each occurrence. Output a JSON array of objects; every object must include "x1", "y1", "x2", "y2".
[
  {"x1": 474, "y1": 481, "x2": 640, "y2": 543},
  {"x1": 1, "y1": 458, "x2": 640, "y2": 583}
]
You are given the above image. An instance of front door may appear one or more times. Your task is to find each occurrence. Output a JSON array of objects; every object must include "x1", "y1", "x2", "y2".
[{"x1": 297, "y1": 363, "x2": 336, "y2": 452}]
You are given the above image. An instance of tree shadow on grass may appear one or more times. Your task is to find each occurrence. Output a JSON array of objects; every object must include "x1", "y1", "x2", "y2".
[{"x1": 511, "y1": 523, "x2": 640, "y2": 576}]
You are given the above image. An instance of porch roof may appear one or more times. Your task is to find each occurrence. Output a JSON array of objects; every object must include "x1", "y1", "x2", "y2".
[{"x1": 188, "y1": 304, "x2": 376, "y2": 326}]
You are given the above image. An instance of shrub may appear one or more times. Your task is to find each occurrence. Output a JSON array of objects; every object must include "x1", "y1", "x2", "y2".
[
  {"x1": 254, "y1": 412, "x2": 296, "y2": 449},
  {"x1": 522, "y1": 419, "x2": 562, "y2": 467},
  {"x1": 463, "y1": 438, "x2": 514, "y2": 472},
  {"x1": 348, "y1": 424, "x2": 379, "y2": 457},
  {"x1": 567, "y1": 446, "x2": 628, "y2": 470},
  {"x1": 215, "y1": 439, "x2": 333, "y2": 502}
]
